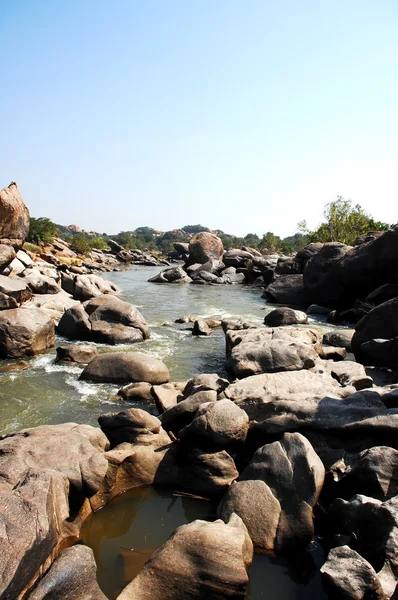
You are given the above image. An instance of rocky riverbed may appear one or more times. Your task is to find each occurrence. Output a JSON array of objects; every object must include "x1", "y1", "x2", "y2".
[{"x1": 2, "y1": 181, "x2": 398, "y2": 599}]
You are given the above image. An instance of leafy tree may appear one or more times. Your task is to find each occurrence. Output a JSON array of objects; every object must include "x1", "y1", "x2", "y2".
[
  {"x1": 259, "y1": 231, "x2": 282, "y2": 253},
  {"x1": 68, "y1": 235, "x2": 92, "y2": 254},
  {"x1": 300, "y1": 197, "x2": 390, "y2": 246},
  {"x1": 182, "y1": 224, "x2": 210, "y2": 233},
  {"x1": 89, "y1": 236, "x2": 108, "y2": 250},
  {"x1": 27, "y1": 217, "x2": 58, "y2": 244}
]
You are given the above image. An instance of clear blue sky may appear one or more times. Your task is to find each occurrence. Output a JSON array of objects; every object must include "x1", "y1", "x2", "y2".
[{"x1": 1, "y1": 0, "x2": 397, "y2": 237}]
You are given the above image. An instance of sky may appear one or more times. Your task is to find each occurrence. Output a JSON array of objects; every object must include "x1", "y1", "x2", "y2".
[{"x1": 1, "y1": 0, "x2": 397, "y2": 238}]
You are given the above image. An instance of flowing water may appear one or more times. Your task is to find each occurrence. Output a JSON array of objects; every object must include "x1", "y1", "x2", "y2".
[{"x1": 0, "y1": 266, "x2": 332, "y2": 598}]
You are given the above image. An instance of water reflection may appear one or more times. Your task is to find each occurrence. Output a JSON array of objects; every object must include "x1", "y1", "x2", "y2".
[{"x1": 80, "y1": 486, "x2": 327, "y2": 600}]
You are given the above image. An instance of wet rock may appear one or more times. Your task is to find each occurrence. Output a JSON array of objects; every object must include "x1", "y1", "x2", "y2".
[
  {"x1": 321, "y1": 545, "x2": 385, "y2": 600},
  {"x1": 188, "y1": 232, "x2": 224, "y2": 264},
  {"x1": 28, "y1": 544, "x2": 108, "y2": 600},
  {"x1": 116, "y1": 514, "x2": 252, "y2": 600},
  {"x1": 264, "y1": 307, "x2": 308, "y2": 327},
  {"x1": 0, "y1": 182, "x2": 30, "y2": 247},
  {"x1": 264, "y1": 274, "x2": 306, "y2": 306},
  {"x1": 179, "y1": 399, "x2": 249, "y2": 452},
  {"x1": 192, "y1": 318, "x2": 212, "y2": 336},
  {"x1": 0, "y1": 307, "x2": 55, "y2": 358},
  {"x1": 181, "y1": 449, "x2": 239, "y2": 498},
  {"x1": 80, "y1": 352, "x2": 170, "y2": 384},
  {"x1": 322, "y1": 329, "x2": 355, "y2": 351},
  {"x1": 55, "y1": 344, "x2": 99, "y2": 365},
  {"x1": 160, "y1": 391, "x2": 217, "y2": 435},
  {"x1": 222, "y1": 432, "x2": 325, "y2": 556}
]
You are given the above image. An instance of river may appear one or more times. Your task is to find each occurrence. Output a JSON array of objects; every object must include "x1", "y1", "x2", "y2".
[{"x1": 0, "y1": 266, "x2": 330, "y2": 599}]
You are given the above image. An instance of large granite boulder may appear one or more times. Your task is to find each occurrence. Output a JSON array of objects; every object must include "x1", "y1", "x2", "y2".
[
  {"x1": 0, "y1": 307, "x2": 55, "y2": 357},
  {"x1": 148, "y1": 266, "x2": 191, "y2": 284},
  {"x1": 219, "y1": 433, "x2": 324, "y2": 556},
  {"x1": 264, "y1": 307, "x2": 308, "y2": 327},
  {"x1": 160, "y1": 391, "x2": 217, "y2": 435},
  {"x1": 0, "y1": 244, "x2": 16, "y2": 273},
  {"x1": 179, "y1": 399, "x2": 249, "y2": 451},
  {"x1": 116, "y1": 514, "x2": 253, "y2": 600},
  {"x1": 80, "y1": 352, "x2": 170, "y2": 384},
  {"x1": 180, "y1": 449, "x2": 238, "y2": 498},
  {"x1": 188, "y1": 232, "x2": 224, "y2": 264},
  {"x1": 264, "y1": 274, "x2": 306, "y2": 306},
  {"x1": 0, "y1": 182, "x2": 30, "y2": 247},
  {"x1": 303, "y1": 227, "x2": 398, "y2": 307},
  {"x1": 321, "y1": 545, "x2": 385, "y2": 600},
  {"x1": 28, "y1": 545, "x2": 108, "y2": 600},
  {"x1": 0, "y1": 273, "x2": 32, "y2": 303},
  {"x1": 352, "y1": 297, "x2": 398, "y2": 368},
  {"x1": 58, "y1": 295, "x2": 150, "y2": 344},
  {"x1": 55, "y1": 344, "x2": 99, "y2": 365},
  {"x1": 225, "y1": 326, "x2": 320, "y2": 378},
  {"x1": 61, "y1": 272, "x2": 121, "y2": 301}
]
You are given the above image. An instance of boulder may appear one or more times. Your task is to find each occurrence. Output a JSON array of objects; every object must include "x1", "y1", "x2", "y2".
[
  {"x1": 99, "y1": 408, "x2": 168, "y2": 447},
  {"x1": 179, "y1": 399, "x2": 249, "y2": 451},
  {"x1": 327, "y1": 494, "x2": 398, "y2": 597},
  {"x1": 0, "y1": 422, "x2": 109, "y2": 499},
  {"x1": 311, "y1": 359, "x2": 373, "y2": 390},
  {"x1": 188, "y1": 232, "x2": 224, "y2": 264},
  {"x1": 321, "y1": 546, "x2": 385, "y2": 600},
  {"x1": 0, "y1": 307, "x2": 55, "y2": 358},
  {"x1": 192, "y1": 318, "x2": 212, "y2": 336},
  {"x1": 304, "y1": 228, "x2": 398, "y2": 307},
  {"x1": 55, "y1": 344, "x2": 99, "y2": 365},
  {"x1": 0, "y1": 292, "x2": 17, "y2": 310},
  {"x1": 222, "y1": 249, "x2": 253, "y2": 268},
  {"x1": 367, "y1": 283, "x2": 398, "y2": 306},
  {"x1": 27, "y1": 291, "x2": 80, "y2": 324},
  {"x1": 0, "y1": 244, "x2": 15, "y2": 273},
  {"x1": 23, "y1": 272, "x2": 61, "y2": 294},
  {"x1": 183, "y1": 373, "x2": 229, "y2": 396},
  {"x1": 264, "y1": 274, "x2": 306, "y2": 306},
  {"x1": 264, "y1": 307, "x2": 308, "y2": 327},
  {"x1": 0, "y1": 182, "x2": 30, "y2": 247},
  {"x1": 275, "y1": 257, "x2": 300, "y2": 275},
  {"x1": 181, "y1": 449, "x2": 238, "y2": 498},
  {"x1": 61, "y1": 272, "x2": 120, "y2": 300},
  {"x1": 58, "y1": 295, "x2": 150, "y2": 344},
  {"x1": 0, "y1": 273, "x2": 32, "y2": 303},
  {"x1": 322, "y1": 329, "x2": 354, "y2": 351},
  {"x1": 116, "y1": 514, "x2": 252, "y2": 600},
  {"x1": 226, "y1": 327, "x2": 319, "y2": 378},
  {"x1": 352, "y1": 297, "x2": 398, "y2": 367},
  {"x1": 116, "y1": 381, "x2": 154, "y2": 403},
  {"x1": 219, "y1": 433, "x2": 324, "y2": 556},
  {"x1": 28, "y1": 545, "x2": 108, "y2": 600},
  {"x1": 148, "y1": 266, "x2": 191, "y2": 284},
  {"x1": 0, "y1": 470, "x2": 70, "y2": 600},
  {"x1": 160, "y1": 391, "x2": 217, "y2": 435},
  {"x1": 152, "y1": 383, "x2": 183, "y2": 412},
  {"x1": 80, "y1": 352, "x2": 170, "y2": 384}
]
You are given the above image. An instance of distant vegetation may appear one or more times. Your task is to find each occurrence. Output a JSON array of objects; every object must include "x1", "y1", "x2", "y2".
[{"x1": 28, "y1": 196, "x2": 392, "y2": 256}]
